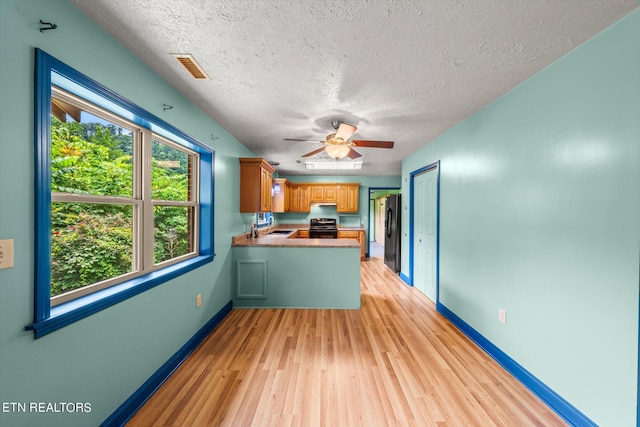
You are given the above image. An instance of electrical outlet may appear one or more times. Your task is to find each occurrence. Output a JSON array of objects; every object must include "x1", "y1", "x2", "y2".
[
  {"x1": 196, "y1": 294, "x2": 202, "y2": 308},
  {"x1": 0, "y1": 239, "x2": 14, "y2": 269},
  {"x1": 498, "y1": 308, "x2": 507, "y2": 325}
]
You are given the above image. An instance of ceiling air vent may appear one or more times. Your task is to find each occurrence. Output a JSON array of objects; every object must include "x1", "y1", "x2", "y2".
[{"x1": 171, "y1": 54, "x2": 210, "y2": 80}]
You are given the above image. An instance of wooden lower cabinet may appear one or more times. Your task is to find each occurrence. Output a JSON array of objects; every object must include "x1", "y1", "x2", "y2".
[{"x1": 338, "y1": 229, "x2": 366, "y2": 260}]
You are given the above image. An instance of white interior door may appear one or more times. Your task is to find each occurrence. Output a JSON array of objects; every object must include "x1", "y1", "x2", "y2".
[{"x1": 413, "y1": 167, "x2": 438, "y2": 302}]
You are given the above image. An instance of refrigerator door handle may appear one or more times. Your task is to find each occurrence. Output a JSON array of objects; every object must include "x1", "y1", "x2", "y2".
[{"x1": 386, "y1": 209, "x2": 393, "y2": 238}]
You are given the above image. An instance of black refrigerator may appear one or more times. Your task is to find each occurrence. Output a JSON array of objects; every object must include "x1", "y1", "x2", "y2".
[{"x1": 384, "y1": 194, "x2": 401, "y2": 273}]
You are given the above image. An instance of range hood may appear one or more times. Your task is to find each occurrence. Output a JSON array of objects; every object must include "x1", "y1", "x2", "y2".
[{"x1": 311, "y1": 202, "x2": 337, "y2": 207}]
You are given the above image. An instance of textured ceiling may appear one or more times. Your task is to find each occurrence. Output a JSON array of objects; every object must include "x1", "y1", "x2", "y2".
[{"x1": 72, "y1": 0, "x2": 638, "y2": 176}]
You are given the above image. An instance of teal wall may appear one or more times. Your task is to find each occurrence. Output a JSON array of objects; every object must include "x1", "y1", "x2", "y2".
[
  {"x1": 0, "y1": 1, "x2": 257, "y2": 426},
  {"x1": 402, "y1": 11, "x2": 640, "y2": 427}
]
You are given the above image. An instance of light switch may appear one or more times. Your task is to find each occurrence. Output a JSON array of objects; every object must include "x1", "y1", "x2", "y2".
[{"x1": 0, "y1": 239, "x2": 14, "y2": 269}]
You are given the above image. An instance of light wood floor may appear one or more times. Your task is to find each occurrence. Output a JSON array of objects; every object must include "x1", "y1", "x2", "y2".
[{"x1": 128, "y1": 258, "x2": 566, "y2": 426}]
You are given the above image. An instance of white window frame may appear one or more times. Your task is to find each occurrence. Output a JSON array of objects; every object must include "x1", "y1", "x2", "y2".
[{"x1": 49, "y1": 88, "x2": 201, "y2": 306}]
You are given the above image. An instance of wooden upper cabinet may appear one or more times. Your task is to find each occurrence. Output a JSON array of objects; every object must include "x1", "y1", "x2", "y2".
[
  {"x1": 337, "y1": 183, "x2": 359, "y2": 213},
  {"x1": 288, "y1": 183, "x2": 310, "y2": 212},
  {"x1": 239, "y1": 158, "x2": 275, "y2": 213},
  {"x1": 299, "y1": 186, "x2": 310, "y2": 210},
  {"x1": 310, "y1": 185, "x2": 324, "y2": 202},
  {"x1": 323, "y1": 185, "x2": 337, "y2": 202},
  {"x1": 308, "y1": 184, "x2": 340, "y2": 203},
  {"x1": 260, "y1": 168, "x2": 272, "y2": 212},
  {"x1": 289, "y1": 185, "x2": 300, "y2": 212},
  {"x1": 278, "y1": 181, "x2": 359, "y2": 213}
]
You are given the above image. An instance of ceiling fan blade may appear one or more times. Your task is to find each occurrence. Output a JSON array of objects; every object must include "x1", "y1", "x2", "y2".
[
  {"x1": 334, "y1": 123, "x2": 357, "y2": 141},
  {"x1": 347, "y1": 148, "x2": 362, "y2": 159},
  {"x1": 351, "y1": 140, "x2": 394, "y2": 149},
  {"x1": 302, "y1": 147, "x2": 327, "y2": 157},
  {"x1": 284, "y1": 138, "x2": 325, "y2": 143}
]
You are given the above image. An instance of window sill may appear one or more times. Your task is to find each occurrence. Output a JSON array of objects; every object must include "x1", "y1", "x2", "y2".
[{"x1": 25, "y1": 254, "x2": 214, "y2": 339}]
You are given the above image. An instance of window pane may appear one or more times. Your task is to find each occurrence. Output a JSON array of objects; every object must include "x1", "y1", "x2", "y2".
[
  {"x1": 50, "y1": 203, "x2": 134, "y2": 297},
  {"x1": 50, "y1": 99, "x2": 133, "y2": 197},
  {"x1": 151, "y1": 140, "x2": 191, "y2": 201},
  {"x1": 154, "y1": 206, "x2": 194, "y2": 264}
]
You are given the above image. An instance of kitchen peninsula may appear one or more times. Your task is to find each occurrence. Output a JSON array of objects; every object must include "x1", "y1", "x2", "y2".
[{"x1": 231, "y1": 226, "x2": 361, "y2": 309}]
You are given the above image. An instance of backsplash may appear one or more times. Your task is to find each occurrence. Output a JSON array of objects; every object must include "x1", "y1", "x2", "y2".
[{"x1": 338, "y1": 215, "x2": 361, "y2": 227}]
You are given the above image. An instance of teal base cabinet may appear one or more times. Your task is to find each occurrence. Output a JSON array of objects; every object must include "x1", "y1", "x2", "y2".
[
  {"x1": 232, "y1": 246, "x2": 361, "y2": 308},
  {"x1": 236, "y1": 260, "x2": 269, "y2": 299}
]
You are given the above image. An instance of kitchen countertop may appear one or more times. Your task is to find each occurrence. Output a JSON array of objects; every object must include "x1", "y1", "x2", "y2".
[{"x1": 232, "y1": 224, "x2": 363, "y2": 248}]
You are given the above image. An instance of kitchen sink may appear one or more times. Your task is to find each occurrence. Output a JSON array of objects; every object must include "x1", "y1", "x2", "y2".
[{"x1": 269, "y1": 230, "x2": 293, "y2": 234}]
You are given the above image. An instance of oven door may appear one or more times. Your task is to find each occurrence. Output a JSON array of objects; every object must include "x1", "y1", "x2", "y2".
[{"x1": 309, "y1": 229, "x2": 338, "y2": 239}]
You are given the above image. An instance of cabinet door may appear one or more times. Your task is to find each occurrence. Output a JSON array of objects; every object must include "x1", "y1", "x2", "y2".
[
  {"x1": 260, "y1": 168, "x2": 272, "y2": 212},
  {"x1": 288, "y1": 185, "x2": 310, "y2": 212},
  {"x1": 323, "y1": 185, "x2": 337, "y2": 202},
  {"x1": 337, "y1": 230, "x2": 359, "y2": 239},
  {"x1": 346, "y1": 185, "x2": 358, "y2": 212},
  {"x1": 284, "y1": 183, "x2": 290, "y2": 212},
  {"x1": 299, "y1": 185, "x2": 310, "y2": 212},
  {"x1": 310, "y1": 185, "x2": 324, "y2": 202},
  {"x1": 289, "y1": 186, "x2": 300, "y2": 211},
  {"x1": 337, "y1": 186, "x2": 346, "y2": 211},
  {"x1": 337, "y1": 185, "x2": 359, "y2": 213}
]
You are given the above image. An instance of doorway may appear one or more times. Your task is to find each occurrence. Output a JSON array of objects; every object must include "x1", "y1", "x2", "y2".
[
  {"x1": 410, "y1": 162, "x2": 439, "y2": 303},
  {"x1": 367, "y1": 187, "x2": 400, "y2": 259}
]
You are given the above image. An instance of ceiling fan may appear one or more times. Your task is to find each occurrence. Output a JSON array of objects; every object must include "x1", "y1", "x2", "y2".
[{"x1": 284, "y1": 120, "x2": 394, "y2": 160}]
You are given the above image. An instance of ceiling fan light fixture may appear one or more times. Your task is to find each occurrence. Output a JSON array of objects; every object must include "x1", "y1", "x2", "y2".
[{"x1": 325, "y1": 145, "x2": 351, "y2": 159}]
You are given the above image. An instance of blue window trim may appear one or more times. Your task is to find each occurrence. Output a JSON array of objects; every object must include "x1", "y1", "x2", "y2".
[{"x1": 26, "y1": 49, "x2": 215, "y2": 339}]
